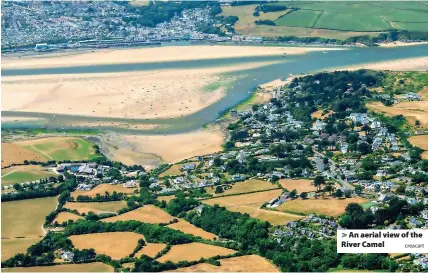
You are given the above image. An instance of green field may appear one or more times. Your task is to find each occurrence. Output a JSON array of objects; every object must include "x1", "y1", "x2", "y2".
[
  {"x1": 275, "y1": 10, "x2": 322, "y2": 28},
  {"x1": 21, "y1": 137, "x2": 101, "y2": 162},
  {"x1": 224, "y1": 1, "x2": 428, "y2": 38},
  {"x1": 314, "y1": 13, "x2": 392, "y2": 32},
  {"x1": 1, "y1": 166, "x2": 55, "y2": 185}
]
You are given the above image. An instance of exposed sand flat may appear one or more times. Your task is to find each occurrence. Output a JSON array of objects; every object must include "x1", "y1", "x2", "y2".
[
  {"x1": 2, "y1": 45, "x2": 342, "y2": 69},
  {"x1": 259, "y1": 78, "x2": 288, "y2": 91},
  {"x1": 378, "y1": 41, "x2": 428, "y2": 48},
  {"x1": 335, "y1": 56, "x2": 428, "y2": 72},
  {"x1": 101, "y1": 129, "x2": 224, "y2": 168},
  {"x1": 2, "y1": 62, "x2": 275, "y2": 120},
  {"x1": 1, "y1": 117, "x2": 44, "y2": 123}
]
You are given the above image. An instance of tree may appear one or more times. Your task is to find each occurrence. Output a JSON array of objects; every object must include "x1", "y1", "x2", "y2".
[
  {"x1": 13, "y1": 183, "x2": 22, "y2": 191},
  {"x1": 300, "y1": 192, "x2": 308, "y2": 199},
  {"x1": 313, "y1": 176, "x2": 325, "y2": 192},
  {"x1": 357, "y1": 142, "x2": 372, "y2": 155},
  {"x1": 215, "y1": 186, "x2": 224, "y2": 194},
  {"x1": 289, "y1": 189, "x2": 297, "y2": 199},
  {"x1": 344, "y1": 190, "x2": 352, "y2": 198},
  {"x1": 339, "y1": 203, "x2": 373, "y2": 229},
  {"x1": 335, "y1": 189, "x2": 343, "y2": 198},
  {"x1": 324, "y1": 181, "x2": 336, "y2": 195}
]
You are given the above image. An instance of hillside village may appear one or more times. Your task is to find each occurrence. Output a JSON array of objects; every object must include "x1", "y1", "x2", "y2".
[
  {"x1": 1, "y1": 70, "x2": 427, "y2": 271},
  {"x1": 1, "y1": 1, "x2": 241, "y2": 52}
]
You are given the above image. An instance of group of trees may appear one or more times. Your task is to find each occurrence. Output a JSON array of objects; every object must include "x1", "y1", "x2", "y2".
[
  {"x1": 340, "y1": 198, "x2": 424, "y2": 229},
  {"x1": 225, "y1": 157, "x2": 311, "y2": 177},
  {"x1": 75, "y1": 191, "x2": 125, "y2": 202},
  {"x1": 166, "y1": 192, "x2": 199, "y2": 216},
  {"x1": 288, "y1": 70, "x2": 382, "y2": 121},
  {"x1": 185, "y1": 204, "x2": 398, "y2": 272},
  {"x1": 2, "y1": 175, "x2": 77, "y2": 202},
  {"x1": 64, "y1": 220, "x2": 196, "y2": 245}
]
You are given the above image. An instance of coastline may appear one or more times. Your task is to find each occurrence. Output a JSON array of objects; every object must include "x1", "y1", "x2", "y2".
[{"x1": 1, "y1": 45, "x2": 343, "y2": 70}]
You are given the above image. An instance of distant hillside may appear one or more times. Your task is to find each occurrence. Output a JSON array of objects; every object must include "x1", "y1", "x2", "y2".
[{"x1": 222, "y1": 1, "x2": 428, "y2": 44}]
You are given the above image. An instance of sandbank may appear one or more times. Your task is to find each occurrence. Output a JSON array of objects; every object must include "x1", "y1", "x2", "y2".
[
  {"x1": 1, "y1": 45, "x2": 343, "y2": 69},
  {"x1": 100, "y1": 129, "x2": 224, "y2": 168},
  {"x1": 377, "y1": 41, "x2": 428, "y2": 48},
  {"x1": 2, "y1": 62, "x2": 276, "y2": 120},
  {"x1": 333, "y1": 56, "x2": 428, "y2": 72}
]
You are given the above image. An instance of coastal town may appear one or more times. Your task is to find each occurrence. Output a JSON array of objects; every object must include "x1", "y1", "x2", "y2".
[
  {"x1": 1, "y1": 1, "x2": 249, "y2": 53},
  {"x1": 1, "y1": 1, "x2": 428, "y2": 272},
  {"x1": 2, "y1": 69, "x2": 427, "y2": 271}
]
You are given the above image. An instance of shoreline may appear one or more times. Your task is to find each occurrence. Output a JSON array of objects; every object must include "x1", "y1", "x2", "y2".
[
  {"x1": 1, "y1": 45, "x2": 343, "y2": 70},
  {"x1": 2, "y1": 40, "x2": 426, "y2": 62}
]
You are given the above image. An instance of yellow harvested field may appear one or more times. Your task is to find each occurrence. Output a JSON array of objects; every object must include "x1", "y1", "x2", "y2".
[
  {"x1": 135, "y1": 243, "x2": 167, "y2": 258},
  {"x1": 1, "y1": 143, "x2": 47, "y2": 168},
  {"x1": 278, "y1": 197, "x2": 368, "y2": 217},
  {"x1": 157, "y1": 242, "x2": 236, "y2": 263},
  {"x1": 102, "y1": 205, "x2": 174, "y2": 224},
  {"x1": 70, "y1": 232, "x2": 144, "y2": 260},
  {"x1": 159, "y1": 165, "x2": 184, "y2": 177},
  {"x1": 203, "y1": 190, "x2": 303, "y2": 225},
  {"x1": 2, "y1": 196, "x2": 58, "y2": 238},
  {"x1": 311, "y1": 110, "x2": 333, "y2": 120},
  {"x1": 168, "y1": 254, "x2": 280, "y2": 272},
  {"x1": 71, "y1": 183, "x2": 137, "y2": 199},
  {"x1": 64, "y1": 201, "x2": 127, "y2": 214},
  {"x1": 207, "y1": 179, "x2": 278, "y2": 197},
  {"x1": 168, "y1": 219, "x2": 217, "y2": 240},
  {"x1": 408, "y1": 135, "x2": 428, "y2": 159},
  {"x1": 1, "y1": 238, "x2": 40, "y2": 262},
  {"x1": 157, "y1": 195, "x2": 176, "y2": 204},
  {"x1": 53, "y1": 211, "x2": 82, "y2": 224},
  {"x1": 367, "y1": 101, "x2": 428, "y2": 128},
  {"x1": 2, "y1": 262, "x2": 113, "y2": 272},
  {"x1": 278, "y1": 179, "x2": 315, "y2": 193}
]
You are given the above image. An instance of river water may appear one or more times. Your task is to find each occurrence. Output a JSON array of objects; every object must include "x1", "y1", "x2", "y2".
[{"x1": 2, "y1": 44, "x2": 428, "y2": 134}]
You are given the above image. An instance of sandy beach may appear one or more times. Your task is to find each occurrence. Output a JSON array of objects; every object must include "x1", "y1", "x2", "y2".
[
  {"x1": 2, "y1": 61, "x2": 276, "y2": 119},
  {"x1": 1, "y1": 45, "x2": 343, "y2": 69},
  {"x1": 377, "y1": 41, "x2": 428, "y2": 48},
  {"x1": 336, "y1": 56, "x2": 428, "y2": 71}
]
